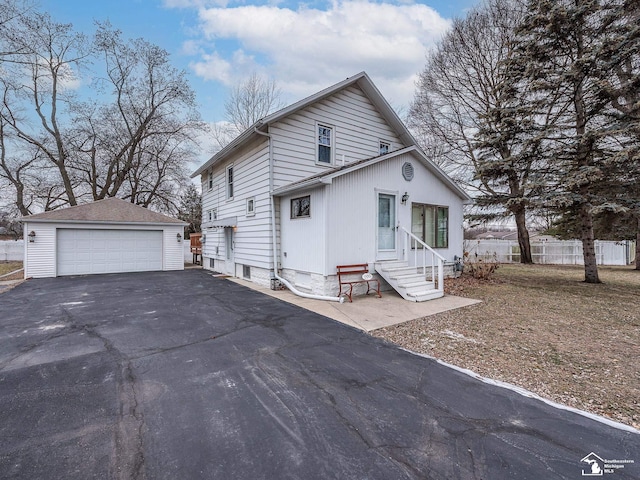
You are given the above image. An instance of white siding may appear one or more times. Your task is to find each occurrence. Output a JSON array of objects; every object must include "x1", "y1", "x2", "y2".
[
  {"x1": 271, "y1": 85, "x2": 403, "y2": 189},
  {"x1": 200, "y1": 137, "x2": 273, "y2": 272},
  {"x1": 323, "y1": 153, "x2": 465, "y2": 275},
  {"x1": 164, "y1": 226, "x2": 186, "y2": 271},
  {"x1": 23, "y1": 223, "x2": 57, "y2": 278},
  {"x1": 279, "y1": 188, "x2": 326, "y2": 276},
  {"x1": 24, "y1": 222, "x2": 184, "y2": 279}
]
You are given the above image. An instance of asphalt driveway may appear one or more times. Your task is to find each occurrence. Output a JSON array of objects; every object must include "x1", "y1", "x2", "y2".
[{"x1": 0, "y1": 270, "x2": 637, "y2": 479}]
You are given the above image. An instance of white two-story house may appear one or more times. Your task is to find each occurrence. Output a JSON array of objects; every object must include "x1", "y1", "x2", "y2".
[{"x1": 192, "y1": 72, "x2": 471, "y2": 302}]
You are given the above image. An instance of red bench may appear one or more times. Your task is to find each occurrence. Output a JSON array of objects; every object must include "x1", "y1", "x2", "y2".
[{"x1": 337, "y1": 264, "x2": 382, "y2": 303}]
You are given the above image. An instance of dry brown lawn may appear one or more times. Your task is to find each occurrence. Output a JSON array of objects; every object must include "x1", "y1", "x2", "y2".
[
  {"x1": 373, "y1": 264, "x2": 640, "y2": 430},
  {"x1": 0, "y1": 261, "x2": 23, "y2": 279}
]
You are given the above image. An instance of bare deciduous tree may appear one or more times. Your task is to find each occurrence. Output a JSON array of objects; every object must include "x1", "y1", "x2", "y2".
[
  {"x1": 0, "y1": 7, "x2": 207, "y2": 218},
  {"x1": 211, "y1": 72, "x2": 283, "y2": 151}
]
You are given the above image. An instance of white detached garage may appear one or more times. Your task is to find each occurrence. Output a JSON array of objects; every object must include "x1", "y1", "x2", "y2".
[{"x1": 22, "y1": 198, "x2": 186, "y2": 279}]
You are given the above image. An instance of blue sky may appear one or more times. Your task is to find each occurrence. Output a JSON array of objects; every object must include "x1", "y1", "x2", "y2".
[{"x1": 39, "y1": 0, "x2": 478, "y2": 150}]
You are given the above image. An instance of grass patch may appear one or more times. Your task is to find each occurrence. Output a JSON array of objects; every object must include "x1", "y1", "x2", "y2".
[
  {"x1": 0, "y1": 261, "x2": 23, "y2": 277},
  {"x1": 373, "y1": 264, "x2": 640, "y2": 429}
]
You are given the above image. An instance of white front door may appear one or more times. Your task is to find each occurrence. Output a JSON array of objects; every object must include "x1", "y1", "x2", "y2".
[
  {"x1": 376, "y1": 193, "x2": 397, "y2": 260},
  {"x1": 224, "y1": 227, "x2": 235, "y2": 275}
]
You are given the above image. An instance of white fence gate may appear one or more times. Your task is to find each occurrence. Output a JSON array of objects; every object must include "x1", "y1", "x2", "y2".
[{"x1": 466, "y1": 239, "x2": 635, "y2": 266}]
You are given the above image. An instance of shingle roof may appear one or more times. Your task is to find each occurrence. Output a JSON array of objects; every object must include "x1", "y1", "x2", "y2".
[{"x1": 23, "y1": 198, "x2": 185, "y2": 225}]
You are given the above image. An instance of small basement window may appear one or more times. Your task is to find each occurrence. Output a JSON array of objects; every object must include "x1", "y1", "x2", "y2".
[
  {"x1": 291, "y1": 195, "x2": 311, "y2": 219},
  {"x1": 243, "y1": 265, "x2": 251, "y2": 279}
]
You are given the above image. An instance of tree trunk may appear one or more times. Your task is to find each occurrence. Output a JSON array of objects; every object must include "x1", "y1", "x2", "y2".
[
  {"x1": 636, "y1": 214, "x2": 640, "y2": 270},
  {"x1": 579, "y1": 203, "x2": 600, "y2": 283},
  {"x1": 514, "y1": 207, "x2": 533, "y2": 264}
]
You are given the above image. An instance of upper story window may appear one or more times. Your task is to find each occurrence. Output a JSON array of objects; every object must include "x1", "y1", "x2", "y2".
[
  {"x1": 379, "y1": 141, "x2": 390, "y2": 155},
  {"x1": 208, "y1": 171, "x2": 213, "y2": 190},
  {"x1": 226, "y1": 165, "x2": 234, "y2": 199},
  {"x1": 317, "y1": 124, "x2": 333, "y2": 164}
]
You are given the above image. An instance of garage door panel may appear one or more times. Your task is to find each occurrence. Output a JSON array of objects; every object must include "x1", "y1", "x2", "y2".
[{"x1": 57, "y1": 229, "x2": 163, "y2": 276}]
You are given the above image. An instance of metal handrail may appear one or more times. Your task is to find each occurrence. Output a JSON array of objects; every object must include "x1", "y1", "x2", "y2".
[{"x1": 401, "y1": 227, "x2": 445, "y2": 293}]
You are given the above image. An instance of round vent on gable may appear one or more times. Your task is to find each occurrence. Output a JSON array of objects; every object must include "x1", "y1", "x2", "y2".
[{"x1": 402, "y1": 162, "x2": 414, "y2": 181}]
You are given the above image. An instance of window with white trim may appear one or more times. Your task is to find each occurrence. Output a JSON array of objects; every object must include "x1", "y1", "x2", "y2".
[
  {"x1": 212, "y1": 208, "x2": 217, "y2": 220},
  {"x1": 411, "y1": 203, "x2": 449, "y2": 248},
  {"x1": 317, "y1": 124, "x2": 333, "y2": 164},
  {"x1": 379, "y1": 141, "x2": 390, "y2": 155},
  {"x1": 208, "y1": 171, "x2": 213, "y2": 190},
  {"x1": 246, "y1": 197, "x2": 255, "y2": 216},
  {"x1": 226, "y1": 165, "x2": 234, "y2": 199},
  {"x1": 207, "y1": 210, "x2": 212, "y2": 222},
  {"x1": 291, "y1": 195, "x2": 310, "y2": 219}
]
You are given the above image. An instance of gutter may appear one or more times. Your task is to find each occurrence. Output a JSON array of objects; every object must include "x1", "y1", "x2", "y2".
[{"x1": 253, "y1": 127, "x2": 343, "y2": 303}]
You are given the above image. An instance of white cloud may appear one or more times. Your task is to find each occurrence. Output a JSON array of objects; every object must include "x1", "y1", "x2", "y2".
[{"x1": 189, "y1": 0, "x2": 450, "y2": 109}]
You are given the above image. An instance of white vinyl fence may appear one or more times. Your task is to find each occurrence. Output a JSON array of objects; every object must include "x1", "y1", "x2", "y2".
[
  {"x1": 0, "y1": 240, "x2": 24, "y2": 262},
  {"x1": 466, "y1": 239, "x2": 635, "y2": 266}
]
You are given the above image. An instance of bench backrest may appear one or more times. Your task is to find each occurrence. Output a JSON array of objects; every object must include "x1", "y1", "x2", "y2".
[{"x1": 336, "y1": 264, "x2": 369, "y2": 280}]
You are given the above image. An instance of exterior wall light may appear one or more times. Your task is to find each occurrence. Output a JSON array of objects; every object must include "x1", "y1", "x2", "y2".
[
  {"x1": 177, "y1": 233, "x2": 182, "y2": 243},
  {"x1": 28, "y1": 231, "x2": 36, "y2": 243},
  {"x1": 401, "y1": 192, "x2": 409, "y2": 205}
]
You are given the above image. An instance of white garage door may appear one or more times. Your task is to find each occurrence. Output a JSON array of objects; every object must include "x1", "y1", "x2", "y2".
[{"x1": 57, "y1": 229, "x2": 163, "y2": 276}]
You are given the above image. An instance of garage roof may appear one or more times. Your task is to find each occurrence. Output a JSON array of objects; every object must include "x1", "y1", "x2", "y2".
[{"x1": 23, "y1": 198, "x2": 186, "y2": 225}]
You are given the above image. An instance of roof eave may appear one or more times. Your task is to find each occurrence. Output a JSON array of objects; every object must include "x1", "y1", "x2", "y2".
[
  {"x1": 191, "y1": 122, "x2": 265, "y2": 178},
  {"x1": 24, "y1": 219, "x2": 187, "y2": 227}
]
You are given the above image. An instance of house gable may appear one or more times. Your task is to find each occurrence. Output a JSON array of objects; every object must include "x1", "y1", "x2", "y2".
[
  {"x1": 270, "y1": 84, "x2": 405, "y2": 189},
  {"x1": 191, "y1": 72, "x2": 415, "y2": 180}
]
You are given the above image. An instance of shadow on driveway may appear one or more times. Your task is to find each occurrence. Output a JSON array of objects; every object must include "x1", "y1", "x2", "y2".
[{"x1": 0, "y1": 269, "x2": 638, "y2": 479}]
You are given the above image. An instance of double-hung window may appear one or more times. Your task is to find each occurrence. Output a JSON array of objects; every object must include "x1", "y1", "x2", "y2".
[
  {"x1": 379, "y1": 141, "x2": 390, "y2": 155},
  {"x1": 208, "y1": 171, "x2": 213, "y2": 190},
  {"x1": 317, "y1": 124, "x2": 333, "y2": 164},
  {"x1": 411, "y1": 204, "x2": 449, "y2": 248},
  {"x1": 226, "y1": 165, "x2": 234, "y2": 199}
]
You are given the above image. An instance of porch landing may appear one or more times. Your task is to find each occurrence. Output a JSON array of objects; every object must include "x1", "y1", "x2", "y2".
[{"x1": 228, "y1": 278, "x2": 481, "y2": 332}]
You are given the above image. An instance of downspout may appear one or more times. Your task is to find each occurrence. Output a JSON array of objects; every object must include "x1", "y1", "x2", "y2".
[{"x1": 254, "y1": 127, "x2": 343, "y2": 303}]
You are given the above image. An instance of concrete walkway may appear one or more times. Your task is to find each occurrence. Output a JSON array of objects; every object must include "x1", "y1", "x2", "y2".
[{"x1": 229, "y1": 278, "x2": 481, "y2": 331}]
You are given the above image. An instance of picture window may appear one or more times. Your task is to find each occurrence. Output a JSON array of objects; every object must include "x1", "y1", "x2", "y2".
[{"x1": 411, "y1": 203, "x2": 448, "y2": 248}]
